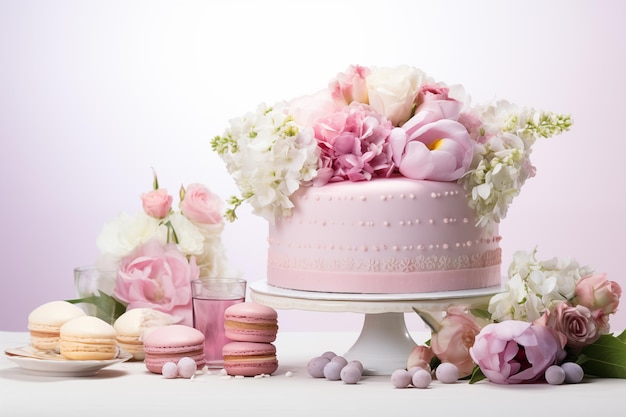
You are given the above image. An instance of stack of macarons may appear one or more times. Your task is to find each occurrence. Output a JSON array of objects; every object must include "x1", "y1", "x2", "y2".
[
  {"x1": 222, "y1": 301, "x2": 279, "y2": 376},
  {"x1": 143, "y1": 324, "x2": 206, "y2": 374}
]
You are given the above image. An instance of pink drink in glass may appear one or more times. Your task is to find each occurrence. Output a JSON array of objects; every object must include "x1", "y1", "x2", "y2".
[{"x1": 192, "y1": 296, "x2": 245, "y2": 367}]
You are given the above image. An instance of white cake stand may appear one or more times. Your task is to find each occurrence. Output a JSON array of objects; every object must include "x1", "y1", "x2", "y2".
[{"x1": 249, "y1": 280, "x2": 502, "y2": 375}]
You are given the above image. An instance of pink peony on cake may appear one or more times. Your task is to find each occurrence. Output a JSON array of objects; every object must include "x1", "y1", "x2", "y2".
[{"x1": 212, "y1": 64, "x2": 571, "y2": 294}]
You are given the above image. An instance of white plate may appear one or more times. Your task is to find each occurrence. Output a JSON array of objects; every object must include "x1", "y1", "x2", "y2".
[{"x1": 4, "y1": 346, "x2": 132, "y2": 377}]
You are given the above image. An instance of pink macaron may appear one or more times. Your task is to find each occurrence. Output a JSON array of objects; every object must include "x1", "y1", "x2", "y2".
[
  {"x1": 143, "y1": 325, "x2": 206, "y2": 374},
  {"x1": 224, "y1": 302, "x2": 278, "y2": 343},
  {"x1": 222, "y1": 341, "x2": 278, "y2": 377}
]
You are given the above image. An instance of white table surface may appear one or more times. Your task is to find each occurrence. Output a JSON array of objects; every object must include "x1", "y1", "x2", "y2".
[{"x1": 2, "y1": 330, "x2": 625, "y2": 417}]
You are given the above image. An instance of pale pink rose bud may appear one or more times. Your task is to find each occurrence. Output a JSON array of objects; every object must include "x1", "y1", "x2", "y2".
[
  {"x1": 407, "y1": 345, "x2": 434, "y2": 371},
  {"x1": 574, "y1": 273, "x2": 622, "y2": 316},
  {"x1": 180, "y1": 183, "x2": 224, "y2": 225},
  {"x1": 330, "y1": 64, "x2": 371, "y2": 106},
  {"x1": 430, "y1": 306, "x2": 481, "y2": 378},
  {"x1": 141, "y1": 188, "x2": 173, "y2": 219}
]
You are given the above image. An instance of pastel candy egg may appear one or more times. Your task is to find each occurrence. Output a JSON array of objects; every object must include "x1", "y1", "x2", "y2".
[
  {"x1": 177, "y1": 357, "x2": 197, "y2": 379},
  {"x1": 323, "y1": 361, "x2": 344, "y2": 381},
  {"x1": 307, "y1": 356, "x2": 330, "y2": 378},
  {"x1": 340, "y1": 364, "x2": 362, "y2": 384},
  {"x1": 412, "y1": 368, "x2": 432, "y2": 388},
  {"x1": 390, "y1": 369, "x2": 411, "y2": 388},
  {"x1": 162, "y1": 362, "x2": 178, "y2": 379}
]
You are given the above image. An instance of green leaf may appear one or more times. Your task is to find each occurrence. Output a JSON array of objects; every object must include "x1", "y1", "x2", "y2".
[
  {"x1": 412, "y1": 307, "x2": 442, "y2": 333},
  {"x1": 469, "y1": 366, "x2": 486, "y2": 384},
  {"x1": 470, "y1": 307, "x2": 492, "y2": 322},
  {"x1": 66, "y1": 291, "x2": 126, "y2": 324},
  {"x1": 575, "y1": 334, "x2": 626, "y2": 378},
  {"x1": 616, "y1": 329, "x2": 626, "y2": 343}
]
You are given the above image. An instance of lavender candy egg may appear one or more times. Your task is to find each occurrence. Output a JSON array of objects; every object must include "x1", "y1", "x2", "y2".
[
  {"x1": 435, "y1": 362, "x2": 459, "y2": 384},
  {"x1": 340, "y1": 364, "x2": 362, "y2": 384},
  {"x1": 390, "y1": 369, "x2": 412, "y2": 388},
  {"x1": 321, "y1": 351, "x2": 337, "y2": 360},
  {"x1": 407, "y1": 366, "x2": 425, "y2": 378},
  {"x1": 323, "y1": 361, "x2": 344, "y2": 381},
  {"x1": 561, "y1": 362, "x2": 584, "y2": 384},
  {"x1": 177, "y1": 357, "x2": 197, "y2": 379},
  {"x1": 545, "y1": 365, "x2": 566, "y2": 385},
  {"x1": 307, "y1": 356, "x2": 331, "y2": 378},
  {"x1": 162, "y1": 361, "x2": 178, "y2": 379},
  {"x1": 411, "y1": 368, "x2": 432, "y2": 389},
  {"x1": 330, "y1": 355, "x2": 348, "y2": 368},
  {"x1": 347, "y1": 360, "x2": 364, "y2": 373}
]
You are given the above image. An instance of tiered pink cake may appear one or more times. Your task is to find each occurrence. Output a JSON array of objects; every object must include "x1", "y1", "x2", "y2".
[{"x1": 267, "y1": 177, "x2": 501, "y2": 294}]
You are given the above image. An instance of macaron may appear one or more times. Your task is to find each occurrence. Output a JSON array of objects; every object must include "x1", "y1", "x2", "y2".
[
  {"x1": 28, "y1": 300, "x2": 87, "y2": 351},
  {"x1": 224, "y1": 302, "x2": 278, "y2": 343},
  {"x1": 113, "y1": 308, "x2": 181, "y2": 361},
  {"x1": 143, "y1": 325, "x2": 206, "y2": 374},
  {"x1": 59, "y1": 316, "x2": 118, "y2": 360},
  {"x1": 222, "y1": 341, "x2": 278, "y2": 377}
]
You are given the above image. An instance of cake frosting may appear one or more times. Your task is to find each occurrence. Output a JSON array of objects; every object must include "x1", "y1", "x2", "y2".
[
  {"x1": 268, "y1": 177, "x2": 501, "y2": 294},
  {"x1": 212, "y1": 64, "x2": 572, "y2": 295}
]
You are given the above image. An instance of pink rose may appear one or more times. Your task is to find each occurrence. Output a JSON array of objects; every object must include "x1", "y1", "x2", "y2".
[
  {"x1": 389, "y1": 118, "x2": 473, "y2": 181},
  {"x1": 407, "y1": 345, "x2": 434, "y2": 371},
  {"x1": 430, "y1": 306, "x2": 481, "y2": 377},
  {"x1": 312, "y1": 102, "x2": 394, "y2": 185},
  {"x1": 574, "y1": 273, "x2": 622, "y2": 316},
  {"x1": 536, "y1": 302, "x2": 605, "y2": 348},
  {"x1": 469, "y1": 321, "x2": 566, "y2": 384},
  {"x1": 113, "y1": 239, "x2": 200, "y2": 326},
  {"x1": 180, "y1": 183, "x2": 224, "y2": 225},
  {"x1": 402, "y1": 83, "x2": 464, "y2": 138},
  {"x1": 330, "y1": 64, "x2": 370, "y2": 106},
  {"x1": 141, "y1": 188, "x2": 173, "y2": 219},
  {"x1": 288, "y1": 89, "x2": 339, "y2": 128}
]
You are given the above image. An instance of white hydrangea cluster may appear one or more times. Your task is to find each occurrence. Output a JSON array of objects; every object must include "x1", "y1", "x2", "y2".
[
  {"x1": 488, "y1": 247, "x2": 593, "y2": 323},
  {"x1": 211, "y1": 102, "x2": 320, "y2": 222},
  {"x1": 461, "y1": 101, "x2": 572, "y2": 226}
]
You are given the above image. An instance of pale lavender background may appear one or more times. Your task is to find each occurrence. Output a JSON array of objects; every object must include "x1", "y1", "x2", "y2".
[{"x1": 1, "y1": 0, "x2": 624, "y2": 334}]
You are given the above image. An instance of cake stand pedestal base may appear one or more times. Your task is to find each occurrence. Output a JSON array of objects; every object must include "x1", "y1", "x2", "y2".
[
  {"x1": 343, "y1": 312, "x2": 416, "y2": 375},
  {"x1": 249, "y1": 281, "x2": 501, "y2": 376}
]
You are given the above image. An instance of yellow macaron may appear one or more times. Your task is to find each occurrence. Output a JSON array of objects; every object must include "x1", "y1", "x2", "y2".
[
  {"x1": 59, "y1": 316, "x2": 118, "y2": 360},
  {"x1": 28, "y1": 300, "x2": 87, "y2": 352}
]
